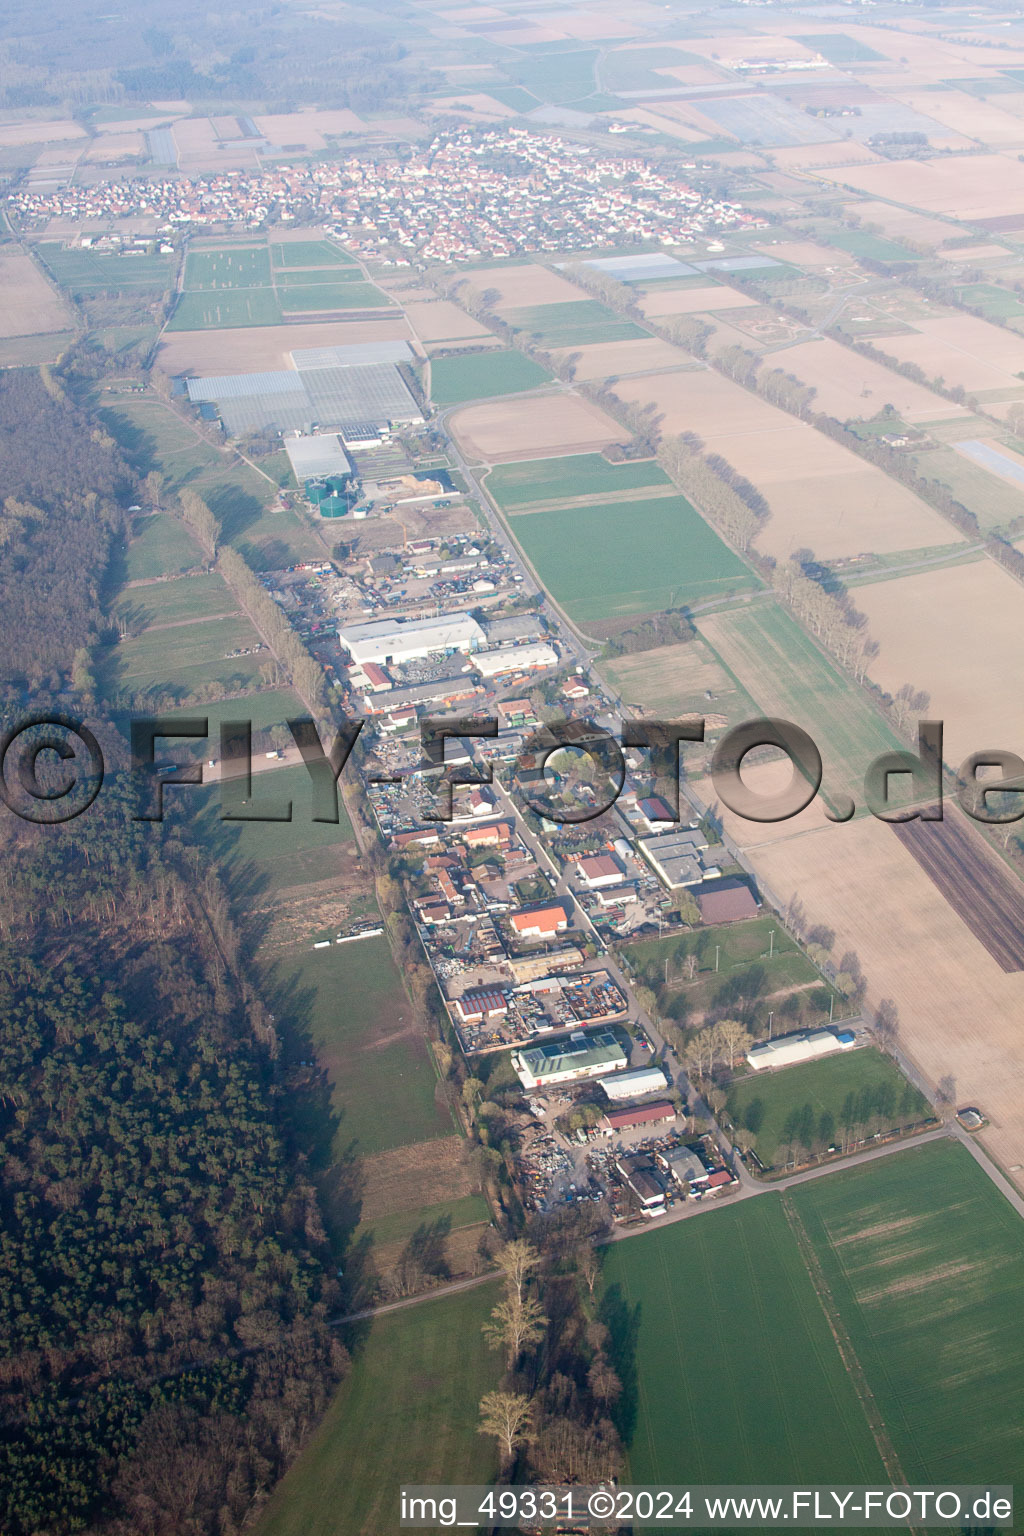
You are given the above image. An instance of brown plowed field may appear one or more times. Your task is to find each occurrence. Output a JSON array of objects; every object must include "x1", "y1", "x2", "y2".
[{"x1": 891, "y1": 812, "x2": 1024, "y2": 973}]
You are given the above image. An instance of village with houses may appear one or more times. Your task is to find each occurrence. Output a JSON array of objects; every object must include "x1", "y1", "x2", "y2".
[{"x1": 8, "y1": 127, "x2": 762, "y2": 262}]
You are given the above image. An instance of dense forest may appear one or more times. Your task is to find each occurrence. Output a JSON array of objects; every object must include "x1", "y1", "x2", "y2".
[
  {"x1": 0, "y1": 368, "x2": 131, "y2": 691},
  {"x1": 0, "y1": 369, "x2": 346, "y2": 1532},
  {"x1": 0, "y1": 786, "x2": 346, "y2": 1534},
  {"x1": 0, "y1": 0, "x2": 434, "y2": 112}
]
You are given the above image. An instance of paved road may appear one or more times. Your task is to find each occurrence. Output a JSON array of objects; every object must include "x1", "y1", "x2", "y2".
[
  {"x1": 329, "y1": 1125, "x2": 986, "y2": 1324},
  {"x1": 426, "y1": 336, "x2": 1024, "y2": 1232},
  {"x1": 331, "y1": 1268, "x2": 500, "y2": 1326}
]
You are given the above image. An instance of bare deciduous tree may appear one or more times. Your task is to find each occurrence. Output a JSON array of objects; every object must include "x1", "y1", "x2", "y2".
[
  {"x1": 478, "y1": 1391, "x2": 533, "y2": 1465},
  {"x1": 934, "y1": 1073, "x2": 957, "y2": 1121},
  {"x1": 483, "y1": 1293, "x2": 547, "y2": 1367},
  {"x1": 874, "y1": 997, "x2": 899, "y2": 1051},
  {"x1": 494, "y1": 1239, "x2": 539, "y2": 1305}
]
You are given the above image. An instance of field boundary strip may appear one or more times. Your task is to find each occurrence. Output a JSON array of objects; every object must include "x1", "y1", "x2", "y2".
[{"x1": 779, "y1": 1194, "x2": 916, "y2": 1511}]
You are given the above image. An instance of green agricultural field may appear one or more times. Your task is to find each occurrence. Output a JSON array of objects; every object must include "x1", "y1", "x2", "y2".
[
  {"x1": 255, "y1": 1283, "x2": 501, "y2": 1536},
  {"x1": 725, "y1": 1049, "x2": 930, "y2": 1167},
  {"x1": 269, "y1": 939, "x2": 453, "y2": 1158},
  {"x1": 603, "y1": 45, "x2": 708, "y2": 93},
  {"x1": 698, "y1": 602, "x2": 904, "y2": 813},
  {"x1": 183, "y1": 246, "x2": 271, "y2": 289},
  {"x1": 508, "y1": 48, "x2": 598, "y2": 104},
  {"x1": 505, "y1": 299, "x2": 648, "y2": 347},
  {"x1": 796, "y1": 32, "x2": 885, "y2": 61},
  {"x1": 817, "y1": 228, "x2": 917, "y2": 264},
  {"x1": 485, "y1": 452, "x2": 670, "y2": 509},
  {"x1": 429, "y1": 349, "x2": 553, "y2": 405},
  {"x1": 167, "y1": 288, "x2": 283, "y2": 329},
  {"x1": 270, "y1": 240, "x2": 357, "y2": 268},
  {"x1": 36, "y1": 243, "x2": 175, "y2": 294},
  {"x1": 485, "y1": 84, "x2": 541, "y2": 113},
  {"x1": 956, "y1": 282, "x2": 1024, "y2": 321},
  {"x1": 622, "y1": 915, "x2": 832, "y2": 1032},
  {"x1": 510, "y1": 494, "x2": 755, "y2": 623},
  {"x1": 114, "y1": 571, "x2": 236, "y2": 629},
  {"x1": 599, "y1": 1197, "x2": 889, "y2": 1491},
  {"x1": 792, "y1": 1138, "x2": 1024, "y2": 1488},
  {"x1": 123, "y1": 512, "x2": 203, "y2": 580},
  {"x1": 103, "y1": 613, "x2": 267, "y2": 700},
  {"x1": 278, "y1": 281, "x2": 390, "y2": 311}
]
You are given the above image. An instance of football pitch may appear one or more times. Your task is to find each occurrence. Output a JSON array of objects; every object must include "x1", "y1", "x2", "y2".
[
  {"x1": 510, "y1": 494, "x2": 756, "y2": 623},
  {"x1": 169, "y1": 239, "x2": 390, "y2": 328}
]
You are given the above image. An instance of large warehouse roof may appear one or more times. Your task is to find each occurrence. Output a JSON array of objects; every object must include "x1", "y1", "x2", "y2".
[
  {"x1": 512, "y1": 1027, "x2": 627, "y2": 1088},
  {"x1": 185, "y1": 355, "x2": 421, "y2": 437},
  {"x1": 339, "y1": 612, "x2": 485, "y2": 665},
  {"x1": 473, "y1": 642, "x2": 557, "y2": 678},
  {"x1": 291, "y1": 341, "x2": 414, "y2": 369},
  {"x1": 283, "y1": 433, "x2": 352, "y2": 481}
]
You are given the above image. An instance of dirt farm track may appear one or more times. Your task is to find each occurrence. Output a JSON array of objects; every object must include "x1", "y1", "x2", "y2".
[{"x1": 892, "y1": 812, "x2": 1024, "y2": 973}]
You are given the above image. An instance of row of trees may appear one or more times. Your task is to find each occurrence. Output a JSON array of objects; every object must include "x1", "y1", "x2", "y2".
[
  {"x1": 477, "y1": 1231, "x2": 624, "y2": 1486},
  {"x1": 657, "y1": 433, "x2": 769, "y2": 552},
  {"x1": 0, "y1": 367, "x2": 132, "y2": 691}
]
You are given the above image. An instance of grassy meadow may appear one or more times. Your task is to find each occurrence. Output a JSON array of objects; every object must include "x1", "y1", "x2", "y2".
[
  {"x1": 255, "y1": 1283, "x2": 501, "y2": 1536},
  {"x1": 725, "y1": 1048, "x2": 930, "y2": 1167},
  {"x1": 268, "y1": 938, "x2": 452, "y2": 1159},
  {"x1": 699, "y1": 602, "x2": 905, "y2": 813}
]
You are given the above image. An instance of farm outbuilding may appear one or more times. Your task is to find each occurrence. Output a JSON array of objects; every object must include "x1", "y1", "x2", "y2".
[
  {"x1": 746, "y1": 1027, "x2": 856, "y2": 1072},
  {"x1": 601, "y1": 1066, "x2": 669, "y2": 1101},
  {"x1": 601, "y1": 1101, "x2": 676, "y2": 1134}
]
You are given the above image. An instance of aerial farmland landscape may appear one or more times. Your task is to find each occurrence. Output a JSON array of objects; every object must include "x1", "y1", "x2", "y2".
[{"x1": 6, "y1": 0, "x2": 1024, "y2": 1532}]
